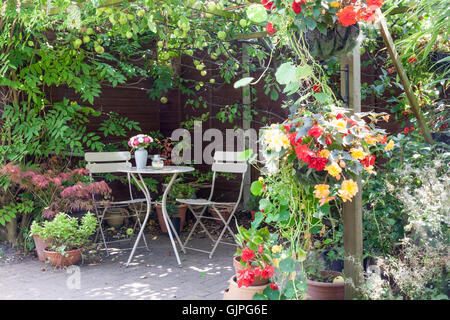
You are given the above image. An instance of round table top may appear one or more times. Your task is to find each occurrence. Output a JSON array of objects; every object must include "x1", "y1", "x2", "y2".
[{"x1": 119, "y1": 166, "x2": 195, "y2": 175}]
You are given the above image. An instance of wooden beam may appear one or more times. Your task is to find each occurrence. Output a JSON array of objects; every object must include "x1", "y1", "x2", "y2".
[
  {"x1": 340, "y1": 41, "x2": 364, "y2": 300},
  {"x1": 242, "y1": 43, "x2": 251, "y2": 205},
  {"x1": 376, "y1": 8, "x2": 434, "y2": 145}
]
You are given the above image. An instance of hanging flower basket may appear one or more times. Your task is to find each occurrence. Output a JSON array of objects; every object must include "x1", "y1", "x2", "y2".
[{"x1": 305, "y1": 24, "x2": 360, "y2": 60}]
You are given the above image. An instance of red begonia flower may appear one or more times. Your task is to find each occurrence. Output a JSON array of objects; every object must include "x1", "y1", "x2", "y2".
[
  {"x1": 261, "y1": 0, "x2": 276, "y2": 10},
  {"x1": 308, "y1": 125, "x2": 324, "y2": 138},
  {"x1": 295, "y1": 144, "x2": 314, "y2": 164},
  {"x1": 292, "y1": 0, "x2": 305, "y2": 14},
  {"x1": 266, "y1": 22, "x2": 276, "y2": 34},
  {"x1": 337, "y1": 6, "x2": 358, "y2": 26},
  {"x1": 241, "y1": 248, "x2": 255, "y2": 262},
  {"x1": 237, "y1": 268, "x2": 255, "y2": 288}
]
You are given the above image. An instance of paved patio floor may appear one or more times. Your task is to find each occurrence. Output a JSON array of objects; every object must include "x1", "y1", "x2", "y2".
[{"x1": 0, "y1": 234, "x2": 237, "y2": 300}]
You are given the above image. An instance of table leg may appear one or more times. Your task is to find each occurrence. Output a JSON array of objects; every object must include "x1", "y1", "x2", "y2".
[
  {"x1": 125, "y1": 173, "x2": 152, "y2": 267},
  {"x1": 161, "y1": 173, "x2": 186, "y2": 267}
]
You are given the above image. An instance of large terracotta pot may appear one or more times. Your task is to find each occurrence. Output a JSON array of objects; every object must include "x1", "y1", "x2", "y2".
[
  {"x1": 233, "y1": 256, "x2": 268, "y2": 286},
  {"x1": 33, "y1": 235, "x2": 55, "y2": 262},
  {"x1": 43, "y1": 248, "x2": 83, "y2": 268},
  {"x1": 223, "y1": 275, "x2": 268, "y2": 300},
  {"x1": 156, "y1": 204, "x2": 187, "y2": 233},
  {"x1": 306, "y1": 270, "x2": 345, "y2": 300}
]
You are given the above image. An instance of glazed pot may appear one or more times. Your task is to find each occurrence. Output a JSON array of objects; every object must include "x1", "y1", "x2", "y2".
[
  {"x1": 104, "y1": 209, "x2": 125, "y2": 228},
  {"x1": 135, "y1": 147, "x2": 148, "y2": 169},
  {"x1": 233, "y1": 256, "x2": 269, "y2": 286},
  {"x1": 155, "y1": 204, "x2": 187, "y2": 233},
  {"x1": 43, "y1": 248, "x2": 83, "y2": 268},
  {"x1": 223, "y1": 275, "x2": 268, "y2": 300},
  {"x1": 306, "y1": 270, "x2": 345, "y2": 300},
  {"x1": 33, "y1": 235, "x2": 53, "y2": 262}
]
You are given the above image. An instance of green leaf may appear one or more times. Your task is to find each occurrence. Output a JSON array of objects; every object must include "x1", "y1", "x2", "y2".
[
  {"x1": 275, "y1": 62, "x2": 297, "y2": 85},
  {"x1": 314, "y1": 92, "x2": 329, "y2": 104},
  {"x1": 296, "y1": 65, "x2": 313, "y2": 79},
  {"x1": 234, "y1": 77, "x2": 254, "y2": 88},
  {"x1": 250, "y1": 180, "x2": 263, "y2": 196},
  {"x1": 279, "y1": 257, "x2": 296, "y2": 273},
  {"x1": 246, "y1": 4, "x2": 268, "y2": 23},
  {"x1": 305, "y1": 16, "x2": 317, "y2": 31}
]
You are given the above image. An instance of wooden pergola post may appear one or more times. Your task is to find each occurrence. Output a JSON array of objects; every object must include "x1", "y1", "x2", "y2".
[
  {"x1": 340, "y1": 41, "x2": 364, "y2": 300},
  {"x1": 242, "y1": 43, "x2": 251, "y2": 205}
]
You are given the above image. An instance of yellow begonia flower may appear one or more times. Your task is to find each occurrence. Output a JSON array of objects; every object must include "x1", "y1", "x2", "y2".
[
  {"x1": 271, "y1": 245, "x2": 282, "y2": 254},
  {"x1": 338, "y1": 179, "x2": 359, "y2": 202},
  {"x1": 332, "y1": 118, "x2": 347, "y2": 133},
  {"x1": 258, "y1": 176, "x2": 264, "y2": 183},
  {"x1": 385, "y1": 140, "x2": 394, "y2": 151},
  {"x1": 313, "y1": 184, "x2": 330, "y2": 199},
  {"x1": 364, "y1": 134, "x2": 377, "y2": 145},
  {"x1": 325, "y1": 162, "x2": 342, "y2": 179},
  {"x1": 330, "y1": 1, "x2": 341, "y2": 8},
  {"x1": 350, "y1": 147, "x2": 366, "y2": 160},
  {"x1": 319, "y1": 149, "x2": 330, "y2": 158},
  {"x1": 365, "y1": 165, "x2": 377, "y2": 175}
]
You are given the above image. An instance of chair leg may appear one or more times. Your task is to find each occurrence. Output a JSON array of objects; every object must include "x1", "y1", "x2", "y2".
[
  {"x1": 95, "y1": 207, "x2": 110, "y2": 256},
  {"x1": 208, "y1": 206, "x2": 238, "y2": 258}
]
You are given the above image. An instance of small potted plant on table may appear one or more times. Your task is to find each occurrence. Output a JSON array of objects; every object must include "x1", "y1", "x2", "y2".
[{"x1": 30, "y1": 212, "x2": 98, "y2": 268}]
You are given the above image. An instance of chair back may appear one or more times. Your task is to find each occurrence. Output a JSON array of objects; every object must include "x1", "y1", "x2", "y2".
[
  {"x1": 85, "y1": 152, "x2": 131, "y2": 174},
  {"x1": 208, "y1": 151, "x2": 248, "y2": 203}
]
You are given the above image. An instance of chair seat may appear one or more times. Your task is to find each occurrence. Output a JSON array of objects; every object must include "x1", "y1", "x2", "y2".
[
  {"x1": 95, "y1": 198, "x2": 149, "y2": 208},
  {"x1": 176, "y1": 198, "x2": 236, "y2": 206}
]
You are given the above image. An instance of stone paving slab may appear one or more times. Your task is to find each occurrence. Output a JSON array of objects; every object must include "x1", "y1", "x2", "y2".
[{"x1": 0, "y1": 234, "x2": 237, "y2": 300}]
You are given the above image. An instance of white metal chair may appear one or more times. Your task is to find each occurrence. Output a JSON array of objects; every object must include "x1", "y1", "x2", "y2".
[
  {"x1": 85, "y1": 151, "x2": 150, "y2": 255},
  {"x1": 176, "y1": 151, "x2": 248, "y2": 258}
]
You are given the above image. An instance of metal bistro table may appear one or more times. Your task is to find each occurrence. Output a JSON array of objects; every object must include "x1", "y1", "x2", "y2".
[{"x1": 119, "y1": 166, "x2": 194, "y2": 267}]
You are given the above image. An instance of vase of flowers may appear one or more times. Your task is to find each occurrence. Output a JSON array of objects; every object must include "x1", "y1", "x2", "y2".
[{"x1": 128, "y1": 134, "x2": 154, "y2": 169}]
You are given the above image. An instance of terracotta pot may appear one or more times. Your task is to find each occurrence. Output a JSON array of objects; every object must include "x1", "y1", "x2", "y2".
[
  {"x1": 156, "y1": 204, "x2": 187, "y2": 233},
  {"x1": 33, "y1": 235, "x2": 53, "y2": 262},
  {"x1": 233, "y1": 256, "x2": 269, "y2": 286},
  {"x1": 223, "y1": 275, "x2": 268, "y2": 300},
  {"x1": 306, "y1": 270, "x2": 345, "y2": 300},
  {"x1": 43, "y1": 248, "x2": 83, "y2": 268},
  {"x1": 208, "y1": 206, "x2": 232, "y2": 225}
]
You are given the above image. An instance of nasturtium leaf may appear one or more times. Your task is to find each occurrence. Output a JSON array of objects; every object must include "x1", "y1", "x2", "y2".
[
  {"x1": 238, "y1": 149, "x2": 253, "y2": 161},
  {"x1": 246, "y1": 4, "x2": 268, "y2": 24},
  {"x1": 234, "y1": 77, "x2": 254, "y2": 88},
  {"x1": 314, "y1": 92, "x2": 329, "y2": 104},
  {"x1": 296, "y1": 65, "x2": 313, "y2": 79},
  {"x1": 275, "y1": 62, "x2": 298, "y2": 85},
  {"x1": 250, "y1": 180, "x2": 263, "y2": 196},
  {"x1": 279, "y1": 257, "x2": 296, "y2": 273}
]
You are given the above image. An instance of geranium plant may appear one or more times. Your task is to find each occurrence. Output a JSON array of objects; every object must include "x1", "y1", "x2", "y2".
[
  {"x1": 127, "y1": 134, "x2": 154, "y2": 150},
  {"x1": 234, "y1": 226, "x2": 279, "y2": 288}
]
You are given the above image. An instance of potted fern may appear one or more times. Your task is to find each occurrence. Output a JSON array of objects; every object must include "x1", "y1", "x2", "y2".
[{"x1": 30, "y1": 212, "x2": 98, "y2": 268}]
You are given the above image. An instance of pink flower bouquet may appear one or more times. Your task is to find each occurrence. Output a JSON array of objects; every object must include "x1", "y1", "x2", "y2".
[{"x1": 127, "y1": 134, "x2": 154, "y2": 150}]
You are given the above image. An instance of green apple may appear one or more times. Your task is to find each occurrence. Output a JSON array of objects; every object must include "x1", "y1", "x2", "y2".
[
  {"x1": 160, "y1": 96, "x2": 168, "y2": 104},
  {"x1": 83, "y1": 36, "x2": 90, "y2": 43},
  {"x1": 126, "y1": 31, "x2": 133, "y2": 39},
  {"x1": 239, "y1": 19, "x2": 247, "y2": 27},
  {"x1": 209, "y1": 78, "x2": 215, "y2": 83},
  {"x1": 201, "y1": 70, "x2": 207, "y2": 76},
  {"x1": 137, "y1": 9, "x2": 145, "y2": 17},
  {"x1": 86, "y1": 27, "x2": 94, "y2": 35},
  {"x1": 218, "y1": 31, "x2": 226, "y2": 40},
  {"x1": 126, "y1": 228, "x2": 133, "y2": 236},
  {"x1": 95, "y1": 45, "x2": 104, "y2": 54},
  {"x1": 73, "y1": 38, "x2": 82, "y2": 49}
]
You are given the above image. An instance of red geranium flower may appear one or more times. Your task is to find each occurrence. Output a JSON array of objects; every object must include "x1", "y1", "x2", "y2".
[
  {"x1": 241, "y1": 248, "x2": 255, "y2": 262},
  {"x1": 308, "y1": 156, "x2": 328, "y2": 171},
  {"x1": 337, "y1": 6, "x2": 359, "y2": 26},
  {"x1": 256, "y1": 265, "x2": 275, "y2": 279},
  {"x1": 367, "y1": 0, "x2": 384, "y2": 8},
  {"x1": 284, "y1": 124, "x2": 293, "y2": 132},
  {"x1": 258, "y1": 246, "x2": 264, "y2": 254},
  {"x1": 313, "y1": 84, "x2": 322, "y2": 93},
  {"x1": 325, "y1": 134, "x2": 333, "y2": 146},
  {"x1": 359, "y1": 155, "x2": 375, "y2": 167},
  {"x1": 408, "y1": 56, "x2": 417, "y2": 63},
  {"x1": 292, "y1": 0, "x2": 305, "y2": 14},
  {"x1": 388, "y1": 67, "x2": 395, "y2": 73},
  {"x1": 288, "y1": 132, "x2": 302, "y2": 146},
  {"x1": 237, "y1": 268, "x2": 255, "y2": 288},
  {"x1": 295, "y1": 144, "x2": 314, "y2": 164},
  {"x1": 266, "y1": 22, "x2": 276, "y2": 34},
  {"x1": 261, "y1": 0, "x2": 276, "y2": 10},
  {"x1": 403, "y1": 127, "x2": 410, "y2": 134},
  {"x1": 308, "y1": 125, "x2": 324, "y2": 138},
  {"x1": 270, "y1": 282, "x2": 279, "y2": 291}
]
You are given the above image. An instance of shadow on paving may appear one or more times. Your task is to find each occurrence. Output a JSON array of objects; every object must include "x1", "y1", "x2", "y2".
[{"x1": 0, "y1": 235, "x2": 236, "y2": 300}]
